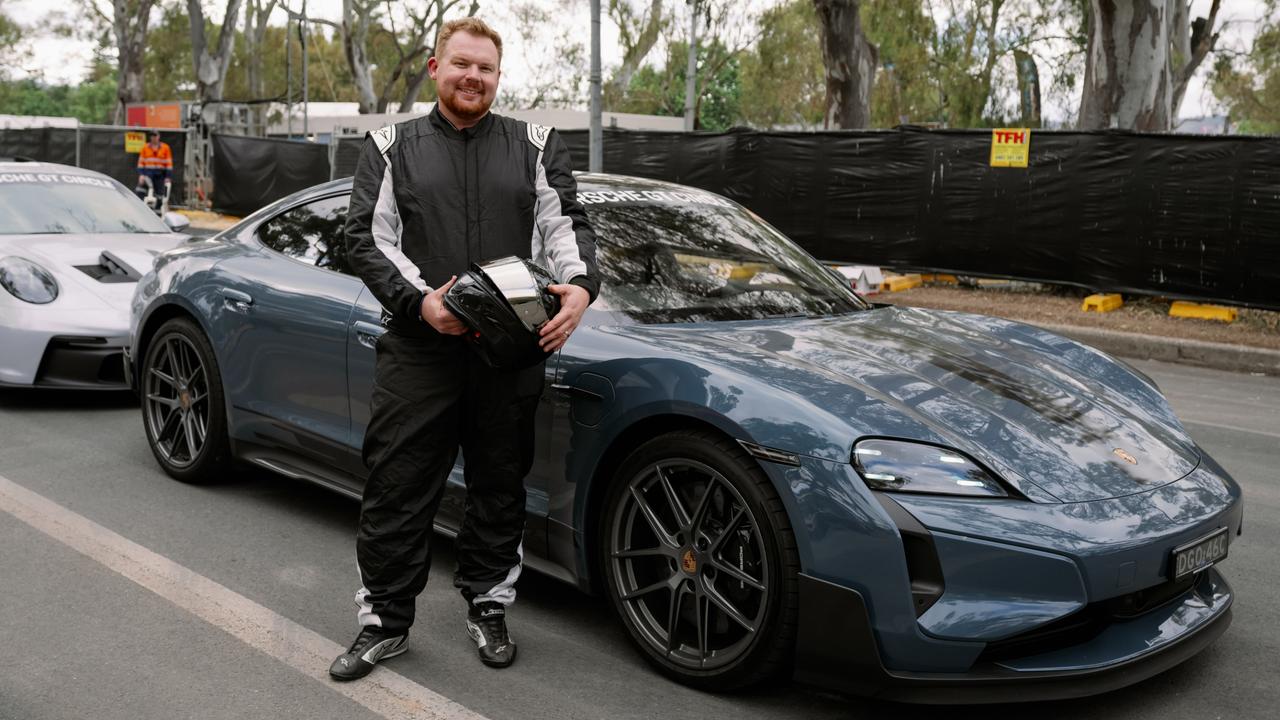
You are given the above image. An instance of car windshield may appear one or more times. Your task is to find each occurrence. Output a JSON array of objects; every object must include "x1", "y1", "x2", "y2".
[
  {"x1": 0, "y1": 171, "x2": 169, "y2": 234},
  {"x1": 583, "y1": 190, "x2": 868, "y2": 323}
]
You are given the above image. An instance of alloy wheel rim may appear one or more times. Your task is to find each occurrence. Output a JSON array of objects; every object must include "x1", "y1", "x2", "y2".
[
  {"x1": 144, "y1": 334, "x2": 210, "y2": 469},
  {"x1": 609, "y1": 459, "x2": 770, "y2": 670}
]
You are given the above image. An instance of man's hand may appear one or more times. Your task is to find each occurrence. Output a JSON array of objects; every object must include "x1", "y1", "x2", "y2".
[
  {"x1": 420, "y1": 276, "x2": 467, "y2": 335},
  {"x1": 539, "y1": 284, "x2": 590, "y2": 352}
]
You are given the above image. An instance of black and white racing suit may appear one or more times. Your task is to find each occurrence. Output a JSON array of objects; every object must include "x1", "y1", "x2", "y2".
[{"x1": 343, "y1": 106, "x2": 599, "y2": 632}]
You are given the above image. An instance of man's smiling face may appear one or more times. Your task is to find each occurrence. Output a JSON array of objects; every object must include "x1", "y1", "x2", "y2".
[{"x1": 429, "y1": 30, "x2": 501, "y2": 127}]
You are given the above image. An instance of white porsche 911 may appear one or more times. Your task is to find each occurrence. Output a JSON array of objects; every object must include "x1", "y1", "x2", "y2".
[{"x1": 0, "y1": 160, "x2": 190, "y2": 389}]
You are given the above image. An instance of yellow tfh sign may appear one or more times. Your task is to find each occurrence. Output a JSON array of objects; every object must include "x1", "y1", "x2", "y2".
[
  {"x1": 990, "y1": 128, "x2": 1031, "y2": 168},
  {"x1": 125, "y1": 132, "x2": 146, "y2": 154}
]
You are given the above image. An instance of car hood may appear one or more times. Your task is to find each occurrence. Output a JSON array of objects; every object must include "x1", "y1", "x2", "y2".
[
  {"x1": 613, "y1": 306, "x2": 1199, "y2": 503},
  {"x1": 0, "y1": 232, "x2": 182, "y2": 310}
]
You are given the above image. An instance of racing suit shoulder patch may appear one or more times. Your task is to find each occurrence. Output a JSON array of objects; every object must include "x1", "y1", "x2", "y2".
[
  {"x1": 525, "y1": 122, "x2": 551, "y2": 151},
  {"x1": 370, "y1": 124, "x2": 397, "y2": 155}
]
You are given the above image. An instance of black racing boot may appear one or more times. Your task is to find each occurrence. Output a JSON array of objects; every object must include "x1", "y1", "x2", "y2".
[
  {"x1": 466, "y1": 601, "x2": 517, "y2": 668},
  {"x1": 329, "y1": 626, "x2": 409, "y2": 681}
]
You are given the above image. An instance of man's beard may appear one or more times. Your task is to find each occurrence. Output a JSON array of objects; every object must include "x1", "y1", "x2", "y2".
[{"x1": 441, "y1": 83, "x2": 492, "y2": 122}]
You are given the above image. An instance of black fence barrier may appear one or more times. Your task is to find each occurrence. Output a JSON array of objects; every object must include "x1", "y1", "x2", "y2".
[
  {"x1": 558, "y1": 127, "x2": 1280, "y2": 311},
  {"x1": 0, "y1": 126, "x2": 188, "y2": 204},
  {"x1": 331, "y1": 136, "x2": 364, "y2": 180},
  {"x1": 211, "y1": 133, "x2": 330, "y2": 216}
]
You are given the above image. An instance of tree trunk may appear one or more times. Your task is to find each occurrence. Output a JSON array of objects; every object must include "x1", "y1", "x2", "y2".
[
  {"x1": 391, "y1": 0, "x2": 478, "y2": 112},
  {"x1": 188, "y1": 0, "x2": 245, "y2": 104},
  {"x1": 1170, "y1": 0, "x2": 1221, "y2": 118},
  {"x1": 399, "y1": 60, "x2": 434, "y2": 111},
  {"x1": 605, "y1": 0, "x2": 665, "y2": 105},
  {"x1": 812, "y1": 0, "x2": 877, "y2": 129},
  {"x1": 343, "y1": 0, "x2": 380, "y2": 114},
  {"x1": 1014, "y1": 50, "x2": 1042, "y2": 127},
  {"x1": 244, "y1": 0, "x2": 277, "y2": 133},
  {"x1": 111, "y1": 0, "x2": 157, "y2": 125},
  {"x1": 1079, "y1": 0, "x2": 1173, "y2": 131}
]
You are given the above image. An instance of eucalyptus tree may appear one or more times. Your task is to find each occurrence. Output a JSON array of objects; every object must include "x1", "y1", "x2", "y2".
[
  {"x1": 1079, "y1": 0, "x2": 1222, "y2": 130},
  {"x1": 187, "y1": 0, "x2": 245, "y2": 104},
  {"x1": 315, "y1": 0, "x2": 477, "y2": 114},
  {"x1": 79, "y1": 0, "x2": 160, "y2": 123},
  {"x1": 812, "y1": 0, "x2": 877, "y2": 128}
]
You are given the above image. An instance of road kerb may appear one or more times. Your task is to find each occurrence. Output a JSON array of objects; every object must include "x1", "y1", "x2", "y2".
[{"x1": 1036, "y1": 322, "x2": 1280, "y2": 376}]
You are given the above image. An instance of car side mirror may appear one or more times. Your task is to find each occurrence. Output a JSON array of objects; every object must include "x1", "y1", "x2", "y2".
[{"x1": 163, "y1": 211, "x2": 191, "y2": 233}]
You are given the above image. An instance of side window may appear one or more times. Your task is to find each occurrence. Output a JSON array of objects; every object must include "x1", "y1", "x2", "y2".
[{"x1": 256, "y1": 194, "x2": 353, "y2": 275}]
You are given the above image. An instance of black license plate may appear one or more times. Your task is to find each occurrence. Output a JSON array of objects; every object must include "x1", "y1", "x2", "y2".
[{"x1": 1171, "y1": 527, "x2": 1229, "y2": 579}]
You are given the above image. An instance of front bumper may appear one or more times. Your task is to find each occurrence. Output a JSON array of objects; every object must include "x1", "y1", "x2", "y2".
[
  {"x1": 0, "y1": 332, "x2": 130, "y2": 390},
  {"x1": 795, "y1": 568, "x2": 1232, "y2": 704},
  {"x1": 771, "y1": 453, "x2": 1242, "y2": 703}
]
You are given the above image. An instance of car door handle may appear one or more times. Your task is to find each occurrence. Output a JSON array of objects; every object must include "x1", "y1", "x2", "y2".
[
  {"x1": 221, "y1": 288, "x2": 253, "y2": 313},
  {"x1": 352, "y1": 320, "x2": 385, "y2": 349}
]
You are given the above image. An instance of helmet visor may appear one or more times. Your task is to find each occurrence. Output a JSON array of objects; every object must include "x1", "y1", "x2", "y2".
[{"x1": 480, "y1": 256, "x2": 552, "y2": 332}]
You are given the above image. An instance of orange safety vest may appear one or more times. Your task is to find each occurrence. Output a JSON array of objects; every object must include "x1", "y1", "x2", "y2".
[{"x1": 138, "y1": 142, "x2": 174, "y2": 171}]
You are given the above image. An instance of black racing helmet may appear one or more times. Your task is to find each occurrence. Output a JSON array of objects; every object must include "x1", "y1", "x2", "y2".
[{"x1": 443, "y1": 256, "x2": 561, "y2": 370}]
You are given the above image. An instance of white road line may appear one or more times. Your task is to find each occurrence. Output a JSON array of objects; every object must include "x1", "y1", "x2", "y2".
[{"x1": 0, "y1": 473, "x2": 489, "y2": 720}]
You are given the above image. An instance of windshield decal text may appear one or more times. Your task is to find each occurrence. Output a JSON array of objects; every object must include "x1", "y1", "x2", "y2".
[
  {"x1": 577, "y1": 188, "x2": 734, "y2": 208},
  {"x1": 0, "y1": 173, "x2": 116, "y2": 189}
]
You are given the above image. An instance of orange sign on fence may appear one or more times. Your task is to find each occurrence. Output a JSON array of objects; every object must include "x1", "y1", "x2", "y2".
[{"x1": 125, "y1": 103, "x2": 183, "y2": 129}]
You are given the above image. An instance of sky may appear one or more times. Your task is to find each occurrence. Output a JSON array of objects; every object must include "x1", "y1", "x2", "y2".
[{"x1": 4, "y1": 0, "x2": 1272, "y2": 123}]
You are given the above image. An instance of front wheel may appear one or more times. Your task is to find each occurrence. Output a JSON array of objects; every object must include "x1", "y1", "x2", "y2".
[
  {"x1": 601, "y1": 430, "x2": 800, "y2": 691},
  {"x1": 140, "y1": 317, "x2": 232, "y2": 483}
]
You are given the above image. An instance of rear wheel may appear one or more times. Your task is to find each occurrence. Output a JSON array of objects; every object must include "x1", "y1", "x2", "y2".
[
  {"x1": 140, "y1": 317, "x2": 232, "y2": 483},
  {"x1": 601, "y1": 430, "x2": 800, "y2": 691}
]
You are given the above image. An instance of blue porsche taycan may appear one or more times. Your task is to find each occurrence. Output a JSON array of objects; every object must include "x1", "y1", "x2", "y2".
[{"x1": 126, "y1": 174, "x2": 1242, "y2": 703}]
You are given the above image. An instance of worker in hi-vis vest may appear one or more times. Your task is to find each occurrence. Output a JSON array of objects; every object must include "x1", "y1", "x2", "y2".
[{"x1": 135, "y1": 131, "x2": 173, "y2": 206}]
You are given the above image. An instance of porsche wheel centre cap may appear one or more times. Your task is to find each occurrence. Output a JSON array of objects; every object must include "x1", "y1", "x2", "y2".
[{"x1": 680, "y1": 548, "x2": 698, "y2": 575}]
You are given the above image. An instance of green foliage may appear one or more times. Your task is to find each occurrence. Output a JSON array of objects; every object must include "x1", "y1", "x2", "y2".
[
  {"x1": 738, "y1": 0, "x2": 824, "y2": 128},
  {"x1": 1210, "y1": 2, "x2": 1280, "y2": 134},
  {"x1": 134, "y1": 3, "x2": 364, "y2": 104},
  {"x1": 863, "y1": 0, "x2": 940, "y2": 126},
  {"x1": 142, "y1": 2, "x2": 196, "y2": 101},
  {"x1": 0, "y1": 1, "x2": 25, "y2": 79},
  {"x1": 0, "y1": 71, "x2": 118, "y2": 123},
  {"x1": 619, "y1": 40, "x2": 743, "y2": 131},
  {"x1": 0, "y1": 6, "x2": 18, "y2": 52},
  {"x1": 226, "y1": 25, "x2": 365, "y2": 104}
]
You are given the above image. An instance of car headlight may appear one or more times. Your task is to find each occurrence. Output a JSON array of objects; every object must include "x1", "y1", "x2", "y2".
[
  {"x1": 852, "y1": 439, "x2": 1008, "y2": 497},
  {"x1": 0, "y1": 256, "x2": 59, "y2": 304}
]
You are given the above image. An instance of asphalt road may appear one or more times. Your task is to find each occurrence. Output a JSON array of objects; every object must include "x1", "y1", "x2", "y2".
[{"x1": 0, "y1": 359, "x2": 1275, "y2": 720}]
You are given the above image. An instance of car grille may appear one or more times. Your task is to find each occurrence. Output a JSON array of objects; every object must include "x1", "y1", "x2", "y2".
[
  {"x1": 976, "y1": 572, "x2": 1203, "y2": 663},
  {"x1": 34, "y1": 336, "x2": 127, "y2": 387}
]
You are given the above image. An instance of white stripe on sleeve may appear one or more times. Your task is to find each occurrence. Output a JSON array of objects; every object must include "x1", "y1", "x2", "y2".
[
  {"x1": 533, "y1": 156, "x2": 588, "y2": 282},
  {"x1": 373, "y1": 161, "x2": 429, "y2": 292}
]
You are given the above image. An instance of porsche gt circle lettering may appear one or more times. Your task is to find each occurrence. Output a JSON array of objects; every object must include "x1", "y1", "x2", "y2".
[
  {"x1": 576, "y1": 188, "x2": 735, "y2": 208},
  {"x1": 0, "y1": 172, "x2": 115, "y2": 189}
]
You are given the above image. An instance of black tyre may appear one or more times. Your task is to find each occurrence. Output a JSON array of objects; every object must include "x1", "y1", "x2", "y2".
[
  {"x1": 140, "y1": 317, "x2": 232, "y2": 483},
  {"x1": 601, "y1": 429, "x2": 800, "y2": 691}
]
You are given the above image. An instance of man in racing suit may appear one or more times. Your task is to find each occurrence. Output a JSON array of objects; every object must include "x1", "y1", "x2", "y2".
[{"x1": 330, "y1": 17, "x2": 600, "y2": 680}]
